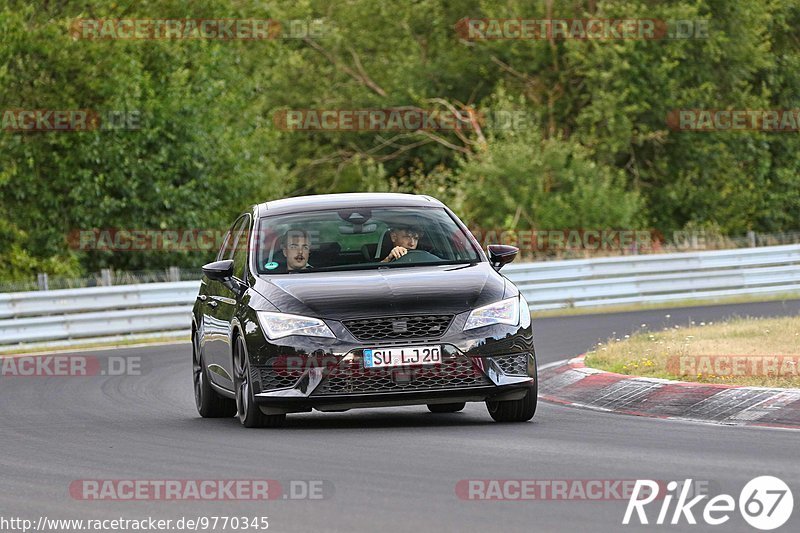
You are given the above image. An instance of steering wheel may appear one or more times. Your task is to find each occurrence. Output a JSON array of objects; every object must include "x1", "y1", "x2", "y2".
[{"x1": 389, "y1": 249, "x2": 440, "y2": 264}]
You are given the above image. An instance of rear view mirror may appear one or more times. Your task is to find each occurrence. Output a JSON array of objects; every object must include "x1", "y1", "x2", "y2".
[
  {"x1": 339, "y1": 223, "x2": 378, "y2": 234},
  {"x1": 487, "y1": 244, "x2": 518, "y2": 271}
]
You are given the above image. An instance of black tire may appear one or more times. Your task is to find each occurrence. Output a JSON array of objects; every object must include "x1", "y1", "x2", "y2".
[
  {"x1": 193, "y1": 331, "x2": 236, "y2": 418},
  {"x1": 486, "y1": 384, "x2": 537, "y2": 422},
  {"x1": 234, "y1": 336, "x2": 286, "y2": 428},
  {"x1": 427, "y1": 402, "x2": 466, "y2": 413}
]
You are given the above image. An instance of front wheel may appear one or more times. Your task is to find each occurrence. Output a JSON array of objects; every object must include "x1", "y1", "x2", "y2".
[
  {"x1": 193, "y1": 332, "x2": 236, "y2": 418},
  {"x1": 234, "y1": 336, "x2": 286, "y2": 428},
  {"x1": 486, "y1": 384, "x2": 537, "y2": 422}
]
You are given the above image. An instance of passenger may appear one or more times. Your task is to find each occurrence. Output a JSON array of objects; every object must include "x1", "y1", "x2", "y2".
[
  {"x1": 381, "y1": 226, "x2": 422, "y2": 262},
  {"x1": 281, "y1": 229, "x2": 313, "y2": 271}
]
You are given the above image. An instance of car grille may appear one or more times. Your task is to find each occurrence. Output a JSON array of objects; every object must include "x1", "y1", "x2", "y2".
[
  {"x1": 491, "y1": 353, "x2": 530, "y2": 376},
  {"x1": 343, "y1": 314, "x2": 454, "y2": 341},
  {"x1": 312, "y1": 356, "x2": 491, "y2": 396}
]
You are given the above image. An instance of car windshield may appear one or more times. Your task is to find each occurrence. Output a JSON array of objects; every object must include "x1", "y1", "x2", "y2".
[{"x1": 253, "y1": 206, "x2": 481, "y2": 274}]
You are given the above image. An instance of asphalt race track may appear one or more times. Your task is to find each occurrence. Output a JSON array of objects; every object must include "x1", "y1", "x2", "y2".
[{"x1": 2, "y1": 300, "x2": 799, "y2": 533}]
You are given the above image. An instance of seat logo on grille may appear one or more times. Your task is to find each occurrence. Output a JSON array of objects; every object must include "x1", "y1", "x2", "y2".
[{"x1": 392, "y1": 320, "x2": 408, "y2": 333}]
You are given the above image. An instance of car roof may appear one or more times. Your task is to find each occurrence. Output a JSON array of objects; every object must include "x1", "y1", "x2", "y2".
[{"x1": 255, "y1": 193, "x2": 444, "y2": 217}]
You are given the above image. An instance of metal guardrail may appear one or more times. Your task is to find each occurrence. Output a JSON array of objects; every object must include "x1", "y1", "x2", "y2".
[
  {"x1": 1, "y1": 244, "x2": 799, "y2": 346},
  {"x1": 503, "y1": 244, "x2": 800, "y2": 310},
  {"x1": 0, "y1": 281, "x2": 199, "y2": 319}
]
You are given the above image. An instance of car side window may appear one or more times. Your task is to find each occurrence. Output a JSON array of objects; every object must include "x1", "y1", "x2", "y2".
[{"x1": 230, "y1": 215, "x2": 251, "y2": 279}]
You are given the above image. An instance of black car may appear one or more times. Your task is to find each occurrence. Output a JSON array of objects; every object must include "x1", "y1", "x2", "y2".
[{"x1": 192, "y1": 193, "x2": 536, "y2": 427}]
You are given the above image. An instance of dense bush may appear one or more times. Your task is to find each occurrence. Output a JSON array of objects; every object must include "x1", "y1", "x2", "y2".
[{"x1": 1, "y1": 0, "x2": 798, "y2": 279}]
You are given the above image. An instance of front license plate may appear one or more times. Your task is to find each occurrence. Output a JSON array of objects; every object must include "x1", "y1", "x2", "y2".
[{"x1": 363, "y1": 346, "x2": 442, "y2": 368}]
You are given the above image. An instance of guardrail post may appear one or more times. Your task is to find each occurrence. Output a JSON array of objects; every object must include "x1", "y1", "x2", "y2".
[
  {"x1": 100, "y1": 269, "x2": 112, "y2": 286},
  {"x1": 37, "y1": 273, "x2": 49, "y2": 291},
  {"x1": 748, "y1": 231, "x2": 756, "y2": 248},
  {"x1": 168, "y1": 266, "x2": 180, "y2": 282}
]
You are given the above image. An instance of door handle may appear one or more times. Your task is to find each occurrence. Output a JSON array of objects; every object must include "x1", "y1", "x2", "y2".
[{"x1": 197, "y1": 295, "x2": 207, "y2": 302}]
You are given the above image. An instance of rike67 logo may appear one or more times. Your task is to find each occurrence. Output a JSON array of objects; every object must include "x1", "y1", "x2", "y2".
[{"x1": 624, "y1": 476, "x2": 793, "y2": 530}]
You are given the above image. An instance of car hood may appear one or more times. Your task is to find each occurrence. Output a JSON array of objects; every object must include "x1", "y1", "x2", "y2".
[{"x1": 253, "y1": 263, "x2": 506, "y2": 319}]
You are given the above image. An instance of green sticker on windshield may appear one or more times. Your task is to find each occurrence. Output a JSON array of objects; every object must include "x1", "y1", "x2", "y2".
[{"x1": 264, "y1": 261, "x2": 279, "y2": 270}]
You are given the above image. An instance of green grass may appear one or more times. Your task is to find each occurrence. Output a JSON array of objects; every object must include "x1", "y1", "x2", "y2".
[{"x1": 584, "y1": 316, "x2": 800, "y2": 388}]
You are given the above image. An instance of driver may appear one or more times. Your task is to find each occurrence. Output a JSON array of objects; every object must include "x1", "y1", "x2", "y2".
[
  {"x1": 281, "y1": 229, "x2": 313, "y2": 271},
  {"x1": 381, "y1": 226, "x2": 422, "y2": 262}
]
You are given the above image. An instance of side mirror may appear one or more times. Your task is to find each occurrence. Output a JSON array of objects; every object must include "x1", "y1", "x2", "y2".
[
  {"x1": 203, "y1": 259, "x2": 247, "y2": 295},
  {"x1": 487, "y1": 244, "x2": 518, "y2": 271},
  {"x1": 202, "y1": 259, "x2": 234, "y2": 282}
]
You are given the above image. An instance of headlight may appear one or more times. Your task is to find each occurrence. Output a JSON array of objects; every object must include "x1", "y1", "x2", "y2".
[
  {"x1": 463, "y1": 296, "x2": 520, "y2": 331},
  {"x1": 256, "y1": 311, "x2": 336, "y2": 340}
]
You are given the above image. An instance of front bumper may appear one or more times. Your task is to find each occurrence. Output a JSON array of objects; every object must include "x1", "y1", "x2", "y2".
[
  {"x1": 251, "y1": 349, "x2": 536, "y2": 414},
  {"x1": 241, "y1": 307, "x2": 536, "y2": 414}
]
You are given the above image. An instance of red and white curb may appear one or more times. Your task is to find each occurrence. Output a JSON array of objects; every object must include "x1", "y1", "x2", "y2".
[{"x1": 539, "y1": 356, "x2": 800, "y2": 429}]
